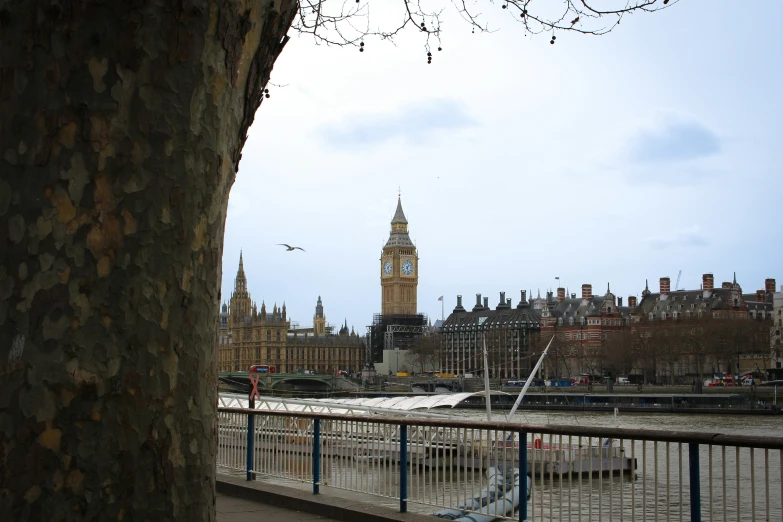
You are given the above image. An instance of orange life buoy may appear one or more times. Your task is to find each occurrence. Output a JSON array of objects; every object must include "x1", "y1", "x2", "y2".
[{"x1": 534, "y1": 438, "x2": 542, "y2": 449}]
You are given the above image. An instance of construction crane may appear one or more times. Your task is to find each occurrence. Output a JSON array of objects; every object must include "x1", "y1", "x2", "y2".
[{"x1": 675, "y1": 270, "x2": 682, "y2": 291}]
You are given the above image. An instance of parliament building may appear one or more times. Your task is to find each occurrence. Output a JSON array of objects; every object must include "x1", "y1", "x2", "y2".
[{"x1": 216, "y1": 253, "x2": 364, "y2": 373}]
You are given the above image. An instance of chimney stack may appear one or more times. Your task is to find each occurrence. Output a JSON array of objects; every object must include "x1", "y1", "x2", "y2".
[
  {"x1": 702, "y1": 273, "x2": 714, "y2": 291},
  {"x1": 473, "y1": 294, "x2": 483, "y2": 312},
  {"x1": 520, "y1": 290, "x2": 527, "y2": 303},
  {"x1": 454, "y1": 295, "x2": 465, "y2": 313},
  {"x1": 581, "y1": 284, "x2": 592, "y2": 300},
  {"x1": 628, "y1": 296, "x2": 637, "y2": 307},
  {"x1": 571, "y1": 293, "x2": 576, "y2": 299},
  {"x1": 557, "y1": 287, "x2": 566, "y2": 303},
  {"x1": 756, "y1": 290, "x2": 767, "y2": 302},
  {"x1": 766, "y1": 278, "x2": 776, "y2": 294},
  {"x1": 483, "y1": 296, "x2": 489, "y2": 309},
  {"x1": 507, "y1": 298, "x2": 512, "y2": 307},
  {"x1": 660, "y1": 277, "x2": 671, "y2": 295},
  {"x1": 497, "y1": 292, "x2": 506, "y2": 309},
  {"x1": 618, "y1": 297, "x2": 623, "y2": 307}
]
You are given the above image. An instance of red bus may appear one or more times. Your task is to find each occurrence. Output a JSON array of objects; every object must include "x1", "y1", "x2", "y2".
[{"x1": 250, "y1": 365, "x2": 276, "y2": 374}]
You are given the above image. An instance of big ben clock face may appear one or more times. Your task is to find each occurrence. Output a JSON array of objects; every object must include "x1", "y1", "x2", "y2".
[
  {"x1": 383, "y1": 260, "x2": 393, "y2": 275},
  {"x1": 401, "y1": 260, "x2": 414, "y2": 276}
]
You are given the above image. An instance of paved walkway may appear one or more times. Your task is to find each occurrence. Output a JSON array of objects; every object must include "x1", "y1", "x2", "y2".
[{"x1": 217, "y1": 492, "x2": 342, "y2": 522}]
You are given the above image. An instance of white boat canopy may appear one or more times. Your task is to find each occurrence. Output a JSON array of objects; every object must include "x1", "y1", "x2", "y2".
[{"x1": 218, "y1": 392, "x2": 509, "y2": 418}]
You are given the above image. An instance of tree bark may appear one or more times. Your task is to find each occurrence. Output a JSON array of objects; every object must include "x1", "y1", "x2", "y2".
[{"x1": 0, "y1": 0, "x2": 296, "y2": 519}]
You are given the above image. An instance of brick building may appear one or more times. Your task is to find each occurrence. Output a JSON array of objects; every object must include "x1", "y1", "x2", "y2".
[
  {"x1": 772, "y1": 286, "x2": 783, "y2": 372},
  {"x1": 630, "y1": 274, "x2": 776, "y2": 382},
  {"x1": 537, "y1": 284, "x2": 633, "y2": 378},
  {"x1": 439, "y1": 273, "x2": 778, "y2": 382}
]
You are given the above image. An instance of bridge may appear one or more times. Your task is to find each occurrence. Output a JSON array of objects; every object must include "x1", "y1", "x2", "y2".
[{"x1": 218, "y1": 372, "x2": 353, "y2": 393}]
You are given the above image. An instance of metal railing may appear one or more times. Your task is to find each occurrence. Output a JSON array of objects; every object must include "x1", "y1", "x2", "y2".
[{"x1": 217, "y1": 407, "x2": 783, "y2": 521}]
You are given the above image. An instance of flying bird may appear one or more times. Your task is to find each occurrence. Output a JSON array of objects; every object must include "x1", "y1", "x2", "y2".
[{"x1": 277, "y1": 243, "x2": 306, "y2": 252}]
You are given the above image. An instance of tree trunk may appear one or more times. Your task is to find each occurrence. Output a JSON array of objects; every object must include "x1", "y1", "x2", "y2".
[{"x1": 0, "y1": 0, "x2": 296, "y2": 519}]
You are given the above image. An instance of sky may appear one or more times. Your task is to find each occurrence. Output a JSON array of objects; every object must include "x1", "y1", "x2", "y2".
[{"x1": 220, "y1": 1, "x2": 783, "y2": 333}]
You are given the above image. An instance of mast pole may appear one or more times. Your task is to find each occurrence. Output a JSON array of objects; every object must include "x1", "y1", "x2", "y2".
[
  {"x1": 483, "y1": 332, "x2": 492, "y2": 422},
  {"x1": 506, "y1": 336, "x2": 554, "y2": 421}
]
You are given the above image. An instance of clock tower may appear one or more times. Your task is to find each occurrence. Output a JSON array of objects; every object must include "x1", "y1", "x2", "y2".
[{"x1": 381, "y1": 196, "x2": 419, "y2": 315}]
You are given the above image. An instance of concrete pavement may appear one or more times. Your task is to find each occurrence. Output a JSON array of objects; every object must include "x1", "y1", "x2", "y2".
[
  {"x1": 217, "y1": 492, "x2": 342, "y2": 522},
  {"x1": 217, "y1": 474, "x2": 433, "y2": 522}
]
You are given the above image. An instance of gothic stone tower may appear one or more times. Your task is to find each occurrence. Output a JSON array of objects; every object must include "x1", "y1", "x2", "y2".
[
  {"x1": 230, "y1": 251, "x2": 251, "y2": 323},
  {"x1": 381, "y1": 197, "x2": 419, "y2": 315},
  {"x1": 314, "y1": 295, "x2": 326, "y2": 336}
]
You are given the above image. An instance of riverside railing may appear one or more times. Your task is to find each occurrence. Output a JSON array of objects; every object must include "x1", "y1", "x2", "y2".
[{"x1": 217, "y1": 406, "x2": 783, "y2": 521}]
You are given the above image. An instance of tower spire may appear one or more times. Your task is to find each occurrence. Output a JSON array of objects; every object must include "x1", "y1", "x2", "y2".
[
  {"x1": 234, "y1": 251, "x2": 247, "y2": 292},
  {"x1": 391, "y1": 195, "x2": 408, "y2": 225}
]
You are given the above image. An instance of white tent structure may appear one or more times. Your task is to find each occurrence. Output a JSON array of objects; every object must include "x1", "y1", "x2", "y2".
[{"x1": 218, "y1": 392, "x2": 509, "y2": 418}]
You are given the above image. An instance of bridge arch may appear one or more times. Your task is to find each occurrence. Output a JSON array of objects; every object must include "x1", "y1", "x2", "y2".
[{"x1": 271, "y1": 376, "x2": 332, "y2": 392}]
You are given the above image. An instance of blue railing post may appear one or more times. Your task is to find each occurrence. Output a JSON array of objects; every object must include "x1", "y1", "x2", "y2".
[
  {"x1": 246, "y1": 413, "x2": 254, "y2": 480},
  {"x1": 519, "y1": 431, "x2": 528, "y2": 521},
  {"x1": 246, "y1": 396, "x2": 255, "y2": 481},
  {"x1": 688, "y1": 443, "x2": 702, "y2": 522},
  {"x1": 313, "y1": 418, "x2": 321, "y2": 495},
  {"x1": 400, "y1": 423, "x2": 408, "y2": 513}
]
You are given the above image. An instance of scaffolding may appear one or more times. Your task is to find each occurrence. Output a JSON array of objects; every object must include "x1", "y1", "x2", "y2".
[{"x1": 366, "y1": 313, "x2": 428, "y2": 365}]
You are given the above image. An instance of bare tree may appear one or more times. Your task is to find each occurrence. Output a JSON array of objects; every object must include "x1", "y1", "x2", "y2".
[
  {"x1": 604, "y1": 329, "x2": 636, "y2": 377},
  {"x1": 709, "y1": 318, "x2": 772, "y2": 376},
  {"x1": 0, "y1": 1, "x2": 681, "y2": 519},
  {"x1": 407, "y1": 332, "x2": 441, "y2": 373},
  {"x1": 633, "y1": 319, "x2": 662, "y2": 384}
]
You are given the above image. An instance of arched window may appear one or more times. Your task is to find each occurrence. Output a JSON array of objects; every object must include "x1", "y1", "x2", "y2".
[
  {"x1": 266, "y1": 330, "x2": 271, "y2": 341},
  {"x1": 580, "y1": 317, "x2": 586, "y2": 326},
  {"x1": 568, "y1": 317, "x2": 574, "y2": 326},
  {"x1": 557, "y1": 317, "x2": 563, "y2": 326},
  {"x1": 276, "y1": 330, "x2": 281, "y2": 342},
  {"x1": 733, "y1": 298, "x2": 739, "y2": 307}
]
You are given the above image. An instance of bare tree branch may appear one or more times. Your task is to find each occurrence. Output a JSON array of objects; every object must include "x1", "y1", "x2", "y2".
[{"x1": 289, "y1": 0, "x2": 680, "y2": 50}]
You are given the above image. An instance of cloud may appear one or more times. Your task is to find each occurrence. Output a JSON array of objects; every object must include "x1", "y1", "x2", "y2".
[
  {"x1": 645, "y1": 225, "x2": 708, "y2": 250},
  {"x1": 628, "y1": 117, "x2": 721, "y2": 163},
  {"x1": 319, "y1": 99, "x2": 476, "y2": 147}
]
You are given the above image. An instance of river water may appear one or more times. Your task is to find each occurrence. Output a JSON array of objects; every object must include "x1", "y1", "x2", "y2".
[
  {"x1": 448, "y1": 410, "x2": 782, "y2": 521},
  {"x1": 460, "y1": 408, "x2": 782, "y2": 436},
  {"x1": 239, "y1": 410, "x2": 781, "y2": 521}
]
